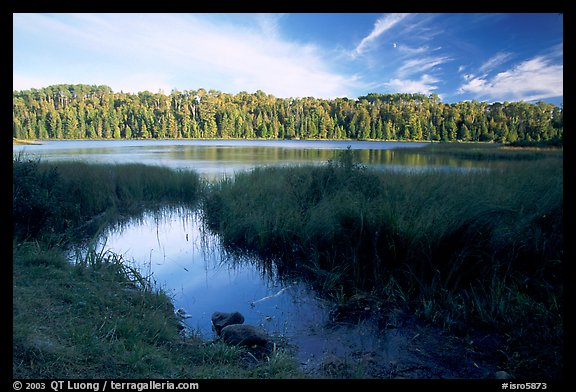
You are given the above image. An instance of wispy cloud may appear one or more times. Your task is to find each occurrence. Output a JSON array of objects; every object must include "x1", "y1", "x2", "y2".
[
  {"x1": 13, "y1": 13, "x2": 360, "y2": 99},
  {"x1": 397, "y1": 55, "x2": 452, "y2": 78},
  {"x1": 364, "y1": 18, "x2": 450, "y2": 96},
  {"x1": 395, "y1": 44, "x2": 430, "y2": 55},
  {"x1": 458, "y1": 55, "x2": 563, "y2": 102},
  {"x1": 352, "y1": 13, "x2": 411, "y2": 58},
  {"x1": 478, "y1": 51, "x2": 513, "y2": 74},
  {"x1": 254, "y1": 13, "x2": 286, "y2": 39}
]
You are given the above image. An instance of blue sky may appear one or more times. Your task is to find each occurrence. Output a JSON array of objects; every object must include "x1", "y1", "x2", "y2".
[{"x1": 13, "y1": 13, "x2": 563, "y2": 105}]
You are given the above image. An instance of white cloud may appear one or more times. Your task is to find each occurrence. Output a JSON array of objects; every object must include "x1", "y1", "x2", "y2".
[
  {"x1": 352, "y1": 13, "x2": 411, "y2": 57},
  {"x1": 458, "y1": 55, "x2": 563, "y2": 102},
  {"x1": 254, "y1": 13, "x2": 286, "y2": 39},
  {"x1": 396, "y1": 44, "x2": 429, "y2": 55},
  {"x1": 384, "y1": 74, "x2": 439, "y2": 95},
  {"x1": 13, "y1": 13, "x2": 360, "y2": 99}
]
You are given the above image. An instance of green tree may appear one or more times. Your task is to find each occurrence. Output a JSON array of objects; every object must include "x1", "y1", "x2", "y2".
[
  {"x1": 458, "y1": 124, "x2": 471, "y2": 141},
  {"x1": 407, "y1": 114, "x2": 422, "y2": 140},
  {"x1": 446, "y1": 118, "x2": 458, "y2": 141},
  {"x1": 12, "y1": 84, "x2": 563, "y2": 143},
  {"x1": 353, "y1": 107, "x2": 371, "y2": 140},
  {"x1": 141, "y1": 122, "x2": 149, "y2": 139},
  {"x1": 63, "y1": 107, "x2": 79, "y2": 139}
]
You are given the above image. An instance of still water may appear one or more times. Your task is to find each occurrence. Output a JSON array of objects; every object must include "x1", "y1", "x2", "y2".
[
  {"x1": 99, "y1": 207, "x2": 322, "y2": 340},
  {"x1": 13, "y1": 140, "x2": 478, "y2": 372},
  {"x1": 97, "y1": 207, "x2": 400, "y2": 371},
  {"x1": 13, "y1": 139, "x2": 486, "y2": 179}
]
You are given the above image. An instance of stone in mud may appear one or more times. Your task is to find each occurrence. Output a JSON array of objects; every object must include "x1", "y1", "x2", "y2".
[
  {"x1": 211, "y1": 311, "x2": 245, "y2": 335},
  {"x1": 220, "y1": 324, "x2": 269, "y2": 347}
]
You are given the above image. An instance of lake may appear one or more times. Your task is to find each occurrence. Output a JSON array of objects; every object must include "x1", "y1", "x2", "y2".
[
  {"x1": 13, "y1": 139, "x2": 483, "y2": 374},
  {"x1": 13, "y1": 139, "x2": 488, "y2": 180}
]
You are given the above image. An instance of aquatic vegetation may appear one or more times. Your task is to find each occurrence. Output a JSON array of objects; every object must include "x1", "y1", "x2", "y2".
[
  {"x1": 12, "y1": 143, "x2": 563, "y2": 379},
  {"x1": 203, "y1": 146, "x2": 563, "y2": 378},
  {"x1": 13, "y1": 155, "x2": 204, "y2": 242}
]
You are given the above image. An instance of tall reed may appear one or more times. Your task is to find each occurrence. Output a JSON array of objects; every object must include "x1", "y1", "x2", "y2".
[
  {"x1": 202, "y1": 147, "x2": 563, "y2": 374},
  {"x1": 13, "y1": 156, "x2": 203, "y2": 241}
]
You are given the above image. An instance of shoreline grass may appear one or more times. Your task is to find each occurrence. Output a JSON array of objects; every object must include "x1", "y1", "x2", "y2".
[
  {"x1": 13, "y1": 138, "x2": 43, "y2": 145},
  {"x1": 13, "y1": 155, "x2": 204, "y2": 243},
  {"x1": 202, "y1": 145, "x2": 563, "y2": 379},
  {"x1": 13, "y1": 240, "x2": 303, "y2": 378},
  {"x1": 12, "y1": 157, "x2": 303, "y2": 379},
  {"x1": 12, "y1": 143, "x2": 563, "y2": 379}
]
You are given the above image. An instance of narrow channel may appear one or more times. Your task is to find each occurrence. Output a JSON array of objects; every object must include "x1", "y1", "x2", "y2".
[{"x1": 95, "y1": 207, "x2": 405, "y2": 374}]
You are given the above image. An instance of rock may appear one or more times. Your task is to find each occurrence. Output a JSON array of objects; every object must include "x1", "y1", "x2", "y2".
[
  {"x1": 220, "y1": 324, "x2": 269, "y2": 347},
  {"x1": 211, "y1": 311, "x2": 245, "y2": 335}
]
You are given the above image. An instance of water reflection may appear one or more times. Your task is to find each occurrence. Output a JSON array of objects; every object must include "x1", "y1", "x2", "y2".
[
  {"x1": 13, "y1": 140, "x2": 488, "y2": 180},
  {"x1": 94, "y1": 207, "x2": 411, "y2": 371},
  {"x1": 97, "y1": 207, "x2": 329, "y2": 341}
]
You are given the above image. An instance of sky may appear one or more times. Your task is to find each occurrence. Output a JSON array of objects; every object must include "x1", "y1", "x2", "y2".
[{"x1": 13, "y1": 13, "x2": 564, "y2": 105}]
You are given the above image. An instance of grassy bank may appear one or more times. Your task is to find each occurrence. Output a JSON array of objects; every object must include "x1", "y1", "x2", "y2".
[
  {"x1": 13, "y1": 156, "x2": 203, "y2": 242},
  {"x1": 12, "y1": 144, "x2": 563, "y2": 379},
  {"x1": 13, "y1": 241, "x2": 302, "y2": 378},
  {"x1": 13, "y1": 158, "x2": 303, "y2": 378},
  {"x1": 203, "y1": 145, "x2": 563, "y2": 378}
]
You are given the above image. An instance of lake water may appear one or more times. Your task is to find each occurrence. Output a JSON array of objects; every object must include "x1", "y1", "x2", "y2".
[
  {"x1": 96, "y1": 207, "x2": 402, "y2": 372},
  {"x1": 13, "y1": 139, "x2": 487, "y2": 180},
  {"x1": 13, "y1": 140, "x2": 483, "y2": 374},
  {"x1": 98, "y1": 207, "x2": 322, "y2": 340}
]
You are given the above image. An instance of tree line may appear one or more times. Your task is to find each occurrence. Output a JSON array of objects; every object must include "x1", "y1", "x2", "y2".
[{"x1": 13, "y1": 84, "x2": 563, "y2": 143}]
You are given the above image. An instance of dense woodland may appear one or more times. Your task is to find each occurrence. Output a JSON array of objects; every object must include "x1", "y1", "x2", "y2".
[{"x1": 13, "y1": 84, "x2": 563, "y2": 143}]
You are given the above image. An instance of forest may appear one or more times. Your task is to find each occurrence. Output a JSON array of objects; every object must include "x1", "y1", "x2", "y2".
[{"x1": 13, "y1": 84, "x2": 563, "y2": 143}]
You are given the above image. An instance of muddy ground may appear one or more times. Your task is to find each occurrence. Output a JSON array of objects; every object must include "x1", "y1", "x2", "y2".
[
  {"x1": 229, "y1": 293, "x2": 562, "y2": 381},
  {"x1": 290, "y1": 305, "x2": 507, "y2": 379}
]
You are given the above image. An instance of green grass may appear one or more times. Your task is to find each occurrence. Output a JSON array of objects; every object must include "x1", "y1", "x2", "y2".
[
  {"x1": 13, "y1": 155, "x2": 204, "y2": 242},
  {"x1": 12, "y1": 144, "x2": 563, "y2": 379},
  {"x1": 13, "y1": 240, "x2": 303, "y2": 378},
  {"x1": 202, "y1": 145, "x2": 563, "y2": 378},
  {"x1": 12, "y1": 158, "x2": 304, "y2": 379}
]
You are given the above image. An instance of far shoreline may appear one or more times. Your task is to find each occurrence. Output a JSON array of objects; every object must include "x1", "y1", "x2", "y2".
[{"x1": 13, "y1": 138, "x2": 43, "y2": 145}]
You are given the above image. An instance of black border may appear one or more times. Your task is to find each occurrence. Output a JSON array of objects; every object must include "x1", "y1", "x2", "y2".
[{"x1": 8, "y1": 2, "x2": 572, "y2": 390}]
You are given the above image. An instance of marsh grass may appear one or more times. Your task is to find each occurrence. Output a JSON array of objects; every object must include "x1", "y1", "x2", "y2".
[
  {"x1": 73, "y1": 237, "x2": 157, "y2": 292},
  {"x1": 13, "y1": 155, "x2": 204, "y2": 242},
  {"x1": 12, "y1": 157, "x2": 303, "y2": 379},
  {"x1": 12, "y1": 144, "x2": 563, "y2": 379},
  {"x1": 203, "y1": 145, "x2": 563, "y2": 378},
  {"x1": 13, "y1": 240, "x2": 303, "y2": 378}
]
